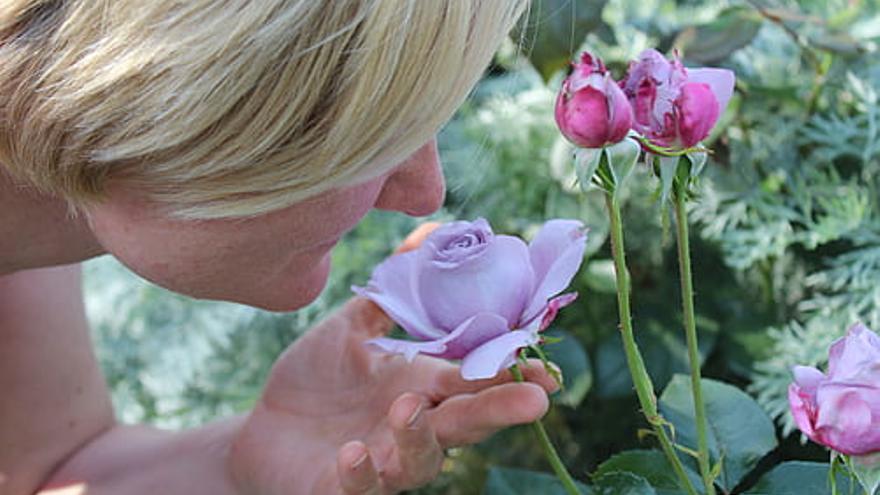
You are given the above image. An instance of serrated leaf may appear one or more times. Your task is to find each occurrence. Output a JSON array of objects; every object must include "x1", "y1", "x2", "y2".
[
  {"x1": 594, "y1": 450, "x2": 701, "y2": 492},
  {"x1": 483, "y1": 467, "x2": 592, "y2": 495},
  {"x1": 743, "y1": 461, "x2": 854, "y2": 494},
  {"x1": 659, "y1": 376, "x2": 778, "y2": 492},
  {"x1": 592, "y1": 472, "x2": 656, "y2": 495}
]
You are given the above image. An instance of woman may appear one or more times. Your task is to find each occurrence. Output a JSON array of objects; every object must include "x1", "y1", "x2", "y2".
[{"x1": 0, "y1": 1, "x2": 559, "y2": 494}]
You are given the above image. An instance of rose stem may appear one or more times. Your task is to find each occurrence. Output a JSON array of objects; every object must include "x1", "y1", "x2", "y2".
[
  {"x1": 672, "y1": 180, "x2": 716, "y2": 495},
  {"x1": 510, "y1": 364, "x2": 582, "y2": 495},
  {"x1": 604, "y1": 192, "x2": 699, "y2": 495}
]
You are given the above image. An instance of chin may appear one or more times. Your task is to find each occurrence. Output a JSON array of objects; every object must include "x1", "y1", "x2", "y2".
[{"x1": 234, "y1": 255, "x2": 333, "y2": 312}]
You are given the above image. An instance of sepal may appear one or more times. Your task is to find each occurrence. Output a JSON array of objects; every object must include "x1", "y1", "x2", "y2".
[{"x1": 849, "y1": 452, "x2": 880, "y2": 495}]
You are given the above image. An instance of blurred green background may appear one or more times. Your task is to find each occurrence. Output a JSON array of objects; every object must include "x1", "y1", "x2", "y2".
[{"x1": 82, "y1": 0, "x2": 880, "y2": 492}]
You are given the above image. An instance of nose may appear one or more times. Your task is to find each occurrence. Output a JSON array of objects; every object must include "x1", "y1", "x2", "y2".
[{"x1": 375, "y1": 139, "x2": 445, "y2": 216}]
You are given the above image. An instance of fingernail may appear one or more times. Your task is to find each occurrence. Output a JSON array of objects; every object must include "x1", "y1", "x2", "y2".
[
  {"x1": 406, "y1": 403, "x2": 424, "y2": 429},
  {"x1": 352, "y1": 451, "x2": 369, "y2": 470}
]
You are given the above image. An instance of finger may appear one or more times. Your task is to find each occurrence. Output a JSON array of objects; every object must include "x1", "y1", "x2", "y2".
[
  {"x1": 384, "y1": 393, "x2": 444, "y2": 490},
  {"x1": 337, "y1": 441, "x2": 384, "y2": 495},
  {"x1": 344, "y1": 297, "x2": 397, "y2": 337},
  {"x1": 432, "y1": 359, "x2": 560, "y2": 399},
  {"x1": 430, "y1": 382, "x2": 550, "y2": 448},
  {"x1": 394, "y1": 222, "x2": 441, "y2": 254}
]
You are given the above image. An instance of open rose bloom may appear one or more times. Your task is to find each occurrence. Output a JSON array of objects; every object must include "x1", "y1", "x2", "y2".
[
  {"x1": 789, "y1": 323, "x2": 880, "y2": 456},
  {"x1": 353, "y1": 219, "x2": 586, "y2": 380}
]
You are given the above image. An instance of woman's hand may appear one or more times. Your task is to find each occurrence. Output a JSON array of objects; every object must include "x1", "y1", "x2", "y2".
[{"x1": 228, "y1": 226, "x2": 559, "y2": 494}]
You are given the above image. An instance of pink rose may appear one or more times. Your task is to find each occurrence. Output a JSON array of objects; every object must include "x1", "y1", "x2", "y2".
[
  {"x1": 789, "y1": 323, "x2": 880, "y2": 455},
  {"x1": 555, "y1": 52, "x2": 633, "y2": 149},
  {"x1": 620, "y1": 49, "x2": 735, "y2": 148},
  {"x1": 353, "y1": 218, "x2": 586, "y2": 380}
]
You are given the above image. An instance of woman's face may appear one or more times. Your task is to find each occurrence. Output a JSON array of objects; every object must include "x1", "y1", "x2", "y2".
[{"x1": 86, "y1": 140, "x2": 445, "y2": 311}]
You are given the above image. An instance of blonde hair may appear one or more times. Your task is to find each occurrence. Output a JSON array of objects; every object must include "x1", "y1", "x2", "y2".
[{"x1": 0, "y1": 0, "x2": 527, "y2": 218}]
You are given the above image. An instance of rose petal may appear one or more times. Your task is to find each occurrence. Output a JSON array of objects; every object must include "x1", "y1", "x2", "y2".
[
  {"x1": 364, "y1": 312, "x2": 510, "y2": 362},
  {"x1": 460, "y1": 330, "x2": 540, "y2": 381},
  {"x1": 433, "y1": 312, "x2": 510, "y2": 360},
  {"x1": 815, "y1": 386, "x2": 876, "y2": 455},
  {"x1": 556, "y1": 72, "x2": 633, "y2": 148},
  {"x1": 422, "y1": 218, "x2": 493, "y2": 269},
  {"x1": 365, "y1": 337, "x2": 447, "y2": 362},
  {"x1": 539, "y1": 292, "x2": 578, "y2": 332},
  {"x1": 828, "y1": 323, "x2": 880, "y2": 380},
  {"x1": 792, "y1": 365, "x2": 825, "y2": 395},
  {"x1": 352, "y1": 250, "x2": 443, "y2": 341},
  {"x1": 789, "y1": 383, "x2": 817, "y2": 439},
  {"x1": 556, "y1": 79, "x2": 614, "y2": 148},
  {"x1": 676, "y1": 82, "x2": 720, "y2": 147},
  {"x1": 522, "y1": 220, "x2": 586, "y2": 324},
  {"x1": 686, "y1": 68, "x2": 736, "y2": 116},
  {"x1": 419, "y1": 235, "x2": 534, "y2": 330}
]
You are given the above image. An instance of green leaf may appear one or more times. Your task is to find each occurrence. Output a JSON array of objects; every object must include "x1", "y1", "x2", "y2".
[
  {"x1": 659, "y1": 376, "x2": 778, "y2": 492},
  {"x1": 543, "y1": 329, "x2": 592, "y2": 408},
  {"x1": 513, "y1": 0, "x2": 608, "y2": 81},
  {"x1": 592, "y1": 472, "x2": 657, "y2": 495},
  {"x1": 743, "y1": 461, "x2": 855, "y2": 494},
  {"x1": 594, "y1": 450, "x2": 700, "y2": 492},
  {"x1": 483, "y1": 467, "x2": 592, "y2": 495},
  {"x1": 673, "y1": 6, "x2": 763, "y2": 64}
]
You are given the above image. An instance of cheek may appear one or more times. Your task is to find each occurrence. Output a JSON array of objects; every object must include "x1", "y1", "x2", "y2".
[
  {"x1": 83, "y1": 177, "x2": 386, "y2": 307},
  {"x1": 88, "y1": 213, "x2": 215, "y2": 295}
]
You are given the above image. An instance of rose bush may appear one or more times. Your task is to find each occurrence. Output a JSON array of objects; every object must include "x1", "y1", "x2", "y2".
[
  {"x1": 621, "y1": 49, "x2": 735, "y2": 148},
  {"x1": 353, "y1": 218, "x2": 586, "y2": 380},
  {"x1": 555, "y1": 52, "x2": 633, "y2": 149},
  {"x1": 789, "y1": 323, "x2": 880, "y2": 456}
]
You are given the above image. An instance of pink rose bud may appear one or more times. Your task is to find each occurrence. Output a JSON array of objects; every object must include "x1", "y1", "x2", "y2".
[
  {"x1": 788, "y1": 323, "x2": 880, "y2": 456},
  {"x1": 555, "y1": 52, "x2": 633, "y2": 149},
  {"x1": 621, "y1": 49, "x2": 735, "y2": 149},
  {"x1": 353, "y1": 218, "x2": 586, "y2": 380}
]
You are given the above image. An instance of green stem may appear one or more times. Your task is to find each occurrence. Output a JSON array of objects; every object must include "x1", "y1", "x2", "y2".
[
  {"x1": 604, "y1": 193, "x2": 700, "y2": 495},
  {"x1": 673, "y1": 184, "x2": 716, "y2": 495},
  {"x1": 511, "y1": 364, "x2": 582, "y2": 495}
]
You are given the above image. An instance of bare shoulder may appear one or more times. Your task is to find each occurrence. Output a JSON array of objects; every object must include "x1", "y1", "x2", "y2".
[{"x1": 0, "y1": 263, "x2": 115, "y2": 494}]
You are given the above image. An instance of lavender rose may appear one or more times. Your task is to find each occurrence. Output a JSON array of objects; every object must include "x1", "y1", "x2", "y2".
[
  {"x1": 353, "y1": 218, "x2": 586, "y2": 380},
  {"x1": 789, "y1": 323, "x2": 880, "y2": 456}
]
